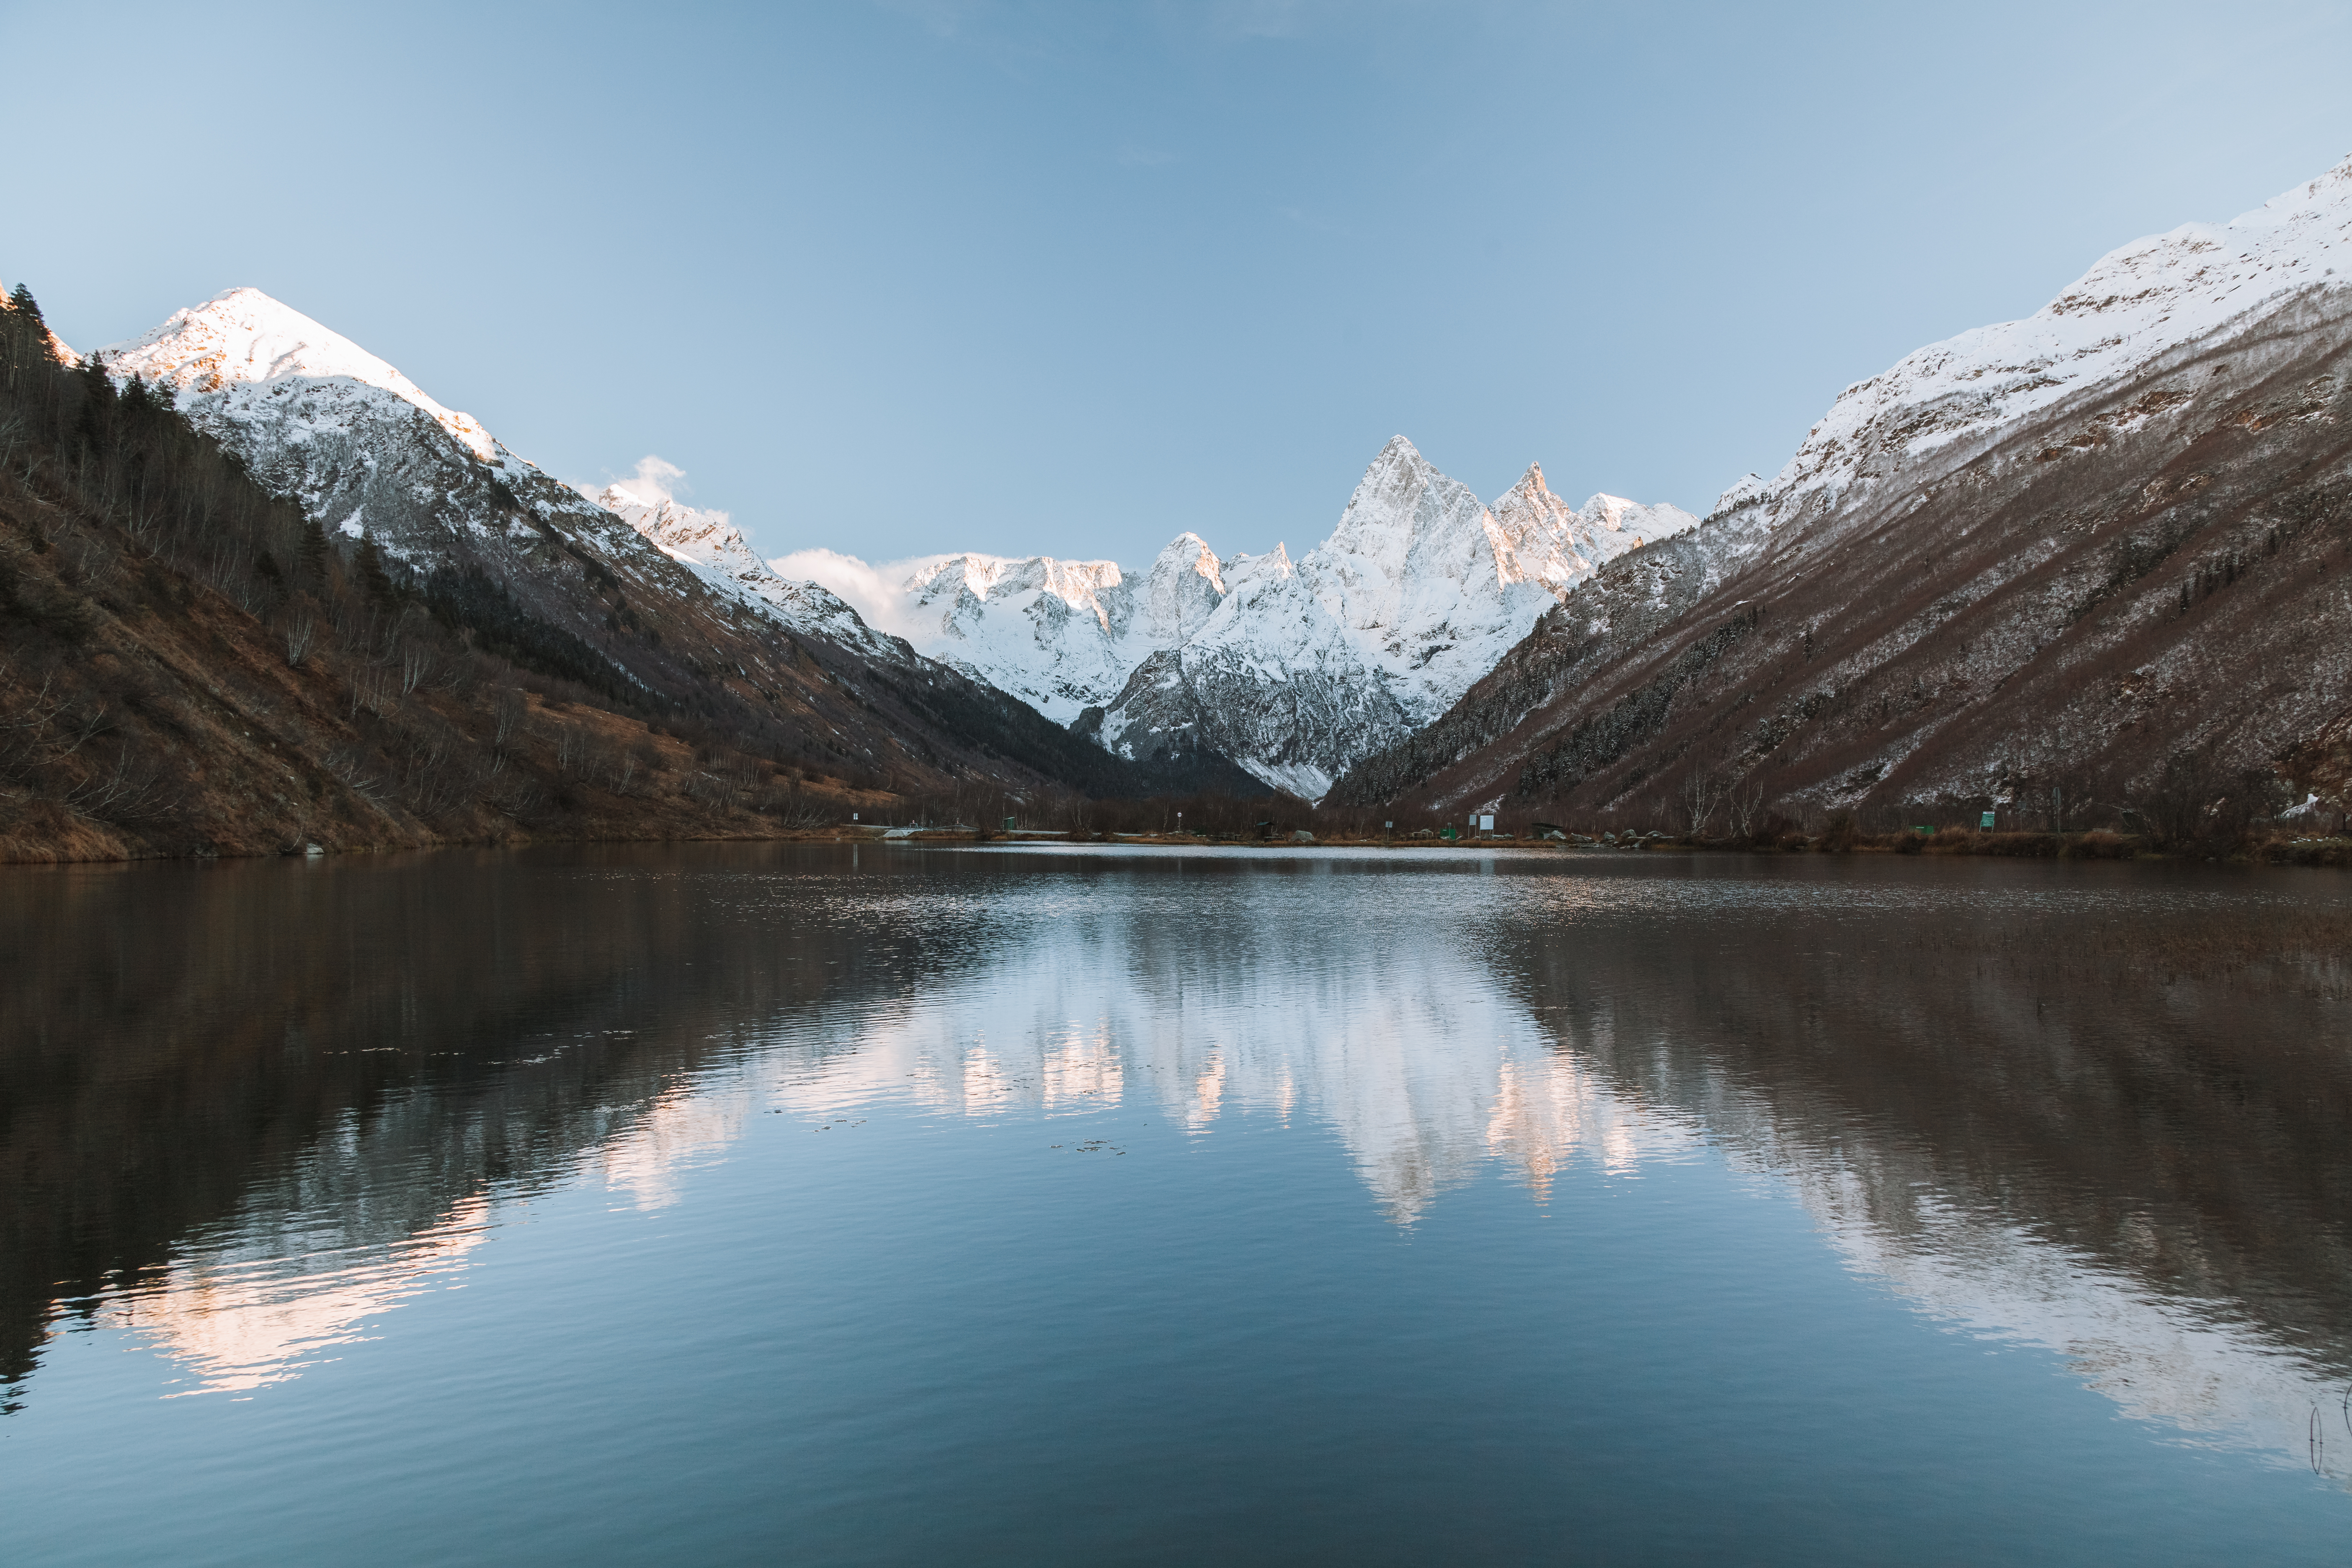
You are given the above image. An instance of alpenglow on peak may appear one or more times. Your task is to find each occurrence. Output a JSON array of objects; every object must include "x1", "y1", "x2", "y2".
[
  {"x1": 794, "y1": 436, "x2": 1698, "y2": 799},
  {"x1": 100, "y1": 286, "x2": 499, "y2": 462}
]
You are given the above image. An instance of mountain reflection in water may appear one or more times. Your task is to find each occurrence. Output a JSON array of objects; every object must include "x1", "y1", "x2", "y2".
[{"x1": 5, "y1": 844, "x2": 2352, "y2": 1548}]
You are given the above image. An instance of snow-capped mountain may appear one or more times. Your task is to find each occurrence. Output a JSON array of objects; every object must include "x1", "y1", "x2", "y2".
[
  {"x1": 1093, "y1": 441, "x2": 1694, "y2": 799},
  {"x1": 1715, "y1": 153, "x2": 2352, "y2": 554},
  {"x1": 102, "y1": 286, "x2": 501, "y2": 461},
  {"x1": 586, "y1": 480, "x2": 902, "y2": 662},
  {"x1": 88, "y1": 287, "x2": 1260, "y2": 801},
  {"x1": 805, "y1": 438, "x2": 1694, "y2": 799},
  {"x1": 1298, "y1": 439, "x2": 1693, "y2": 718},
  {"x1": 895, "y1": 551, "x2": 1154, "y2": 721},
  {"x1": 99, "y1": 288, "x2": 912, "y2": 666},
  {"x1": 1333, "y1": 153, "x2": 2352, "y2": 819}
]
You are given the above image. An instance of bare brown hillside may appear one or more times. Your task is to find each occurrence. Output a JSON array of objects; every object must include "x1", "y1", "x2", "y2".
[
  {"x1": 0, "y1": 463, "x2": 903, "y2": 860},
  {"x1": 1333, "y1": 287, "x2": 2352, "y2": 835},
  {"x1": 0, "y1": 286, "x2": 1255, "y2": 861}
]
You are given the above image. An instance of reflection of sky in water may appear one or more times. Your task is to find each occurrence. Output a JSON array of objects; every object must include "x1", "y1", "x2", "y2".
[{"x1": 32, "y1": 847, "x2": 2352, "y2": 1536}]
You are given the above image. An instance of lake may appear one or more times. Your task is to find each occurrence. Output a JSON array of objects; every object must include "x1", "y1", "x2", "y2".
[{"x1": 5, "y1": 843, "x2": 2352, "y2": 1564}]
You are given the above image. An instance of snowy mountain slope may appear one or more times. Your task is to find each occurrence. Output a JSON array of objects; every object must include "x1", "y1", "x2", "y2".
[
  {"x1": 1091, "y1": 439, "x2": 1695, "y2": 798},
  {"x1": 1088, "y1": 544, "x2": 1412, "y2": 802},
  {"x1": 808, "y1": 437, "x2": 1694, "y2": 799},
  {"x1": 896, "y1": 550, "x2": 1153, "y2": 722},
  {"x1": 1725, "y1": 153, "x2": 2352, "y2": 552},
  {"x1": 101, "y1": 289, "x2": 912, "y2": 665},
  {"x1": 92, "y1": 288, "x2": 1257, "y2": 801},
  {"x1": 1333, "y1": 154, "x2": 2352, "y2": 821},
  {"x1": 100, "y1": 289, "x2": 711, "y2": 606},
  {"x1": 587, "y1": 481, "x2": 905, "y2": 663},
  {"x1": 791, "y1": 531, "x2": 1236, "y2": 726}
]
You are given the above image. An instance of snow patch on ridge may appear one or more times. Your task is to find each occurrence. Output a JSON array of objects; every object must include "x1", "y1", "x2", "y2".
[
  {"x1": 101, "y1": 287, "x2": 499, "y2": 462},
  {"x1": 843, "y1": 435, "x2": 1696, "y2": 796},
  {"x1": 774, "y1": 549, "x2": 942, "y2": 642},
  {"x1": 1738, "y1": 153, "x2": 2352, "y2": 526},
  {"x1": 588, "y1": 464, "x2": 903, "y2": 660}
]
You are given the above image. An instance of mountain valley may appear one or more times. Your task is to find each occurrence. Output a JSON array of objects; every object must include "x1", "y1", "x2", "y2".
[
  {"x1": 804, "y1": 440, "x2": 1695, "y2": 798},
  {"x1": 8, "y1": 152, "x2": 2352, "y2": 859}
]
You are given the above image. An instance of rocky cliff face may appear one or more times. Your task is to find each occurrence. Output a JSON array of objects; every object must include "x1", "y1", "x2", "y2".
[
  {"x1": 894, "y1": 550, "x2": 1152, "y2": 722},
  {"x1": 1087, "y1": 440, "x2": 1697, "y2": 799},
  {"x1": 587, "y1": 482, "x2": 900, "y2": 663},
  {"x1": 1333, "y1": 156, "x2": 2352, "y2": 828}
]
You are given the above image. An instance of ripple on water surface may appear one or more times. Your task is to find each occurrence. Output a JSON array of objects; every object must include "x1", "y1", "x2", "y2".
[{"x1": 4, "y1": 844, "x2": 2351, "y2": 1565}]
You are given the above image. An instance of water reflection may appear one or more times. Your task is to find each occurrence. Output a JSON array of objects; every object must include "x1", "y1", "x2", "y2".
[
  {"x1": 104, "y1": 1197, "x2": 492, "y2": 1397},
  {"x1": 6, "y1": 846, "x2": 2351, "y2": 1485},
  {"x1": 0, "y1": 848, "x2": 947, "y2": 1404}
]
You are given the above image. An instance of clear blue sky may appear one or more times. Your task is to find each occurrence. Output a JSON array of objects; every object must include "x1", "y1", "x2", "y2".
[{"x1": 8, "y1": 1, "x2": 2350, "y2": 566}]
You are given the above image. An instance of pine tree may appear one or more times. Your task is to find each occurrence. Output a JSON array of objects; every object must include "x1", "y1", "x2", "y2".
[
  {"x1": 76, "y1": 355, "x2": 119, "y2": 454},
  {"x1": 117, "y1": 371, "x2": 152, "y2": 416},
  {"x1": 1, "y1": 284, "x2": 44, "y2": 393},
  {"x1": 354, "y1": 535, "x2": 397, "y2": 603},
  {"x1": 297, "y1": 515, "x2": 332, "y2": 584}
]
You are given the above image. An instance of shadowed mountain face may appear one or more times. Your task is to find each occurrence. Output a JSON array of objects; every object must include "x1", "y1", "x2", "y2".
[
  {"x1": 7, "y1": 847, "x2": 2352, "y2": 1483},
  {"x1": 0, "y1": 287, "x2": 1264, "y2": 869},
  {"x1": 1504, "y1": 866, "x2": 2352, "y2": 1400},
  {"x1": 1335, "y1": 166, "x2": 2352, "y2": 824},
  {"x1": 74, "y1": 288, "x2": 1253, "y2": 809}
]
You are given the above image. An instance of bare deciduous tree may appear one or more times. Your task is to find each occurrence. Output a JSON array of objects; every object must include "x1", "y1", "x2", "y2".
[
  {"x1": 1726, "y1": 777, "x2": 1768, "y2": 838},
  {"x1": 554, "y1": 722, "x2": 584, "y2": 779},
  {"x1": 399, "y1": 641, "x2": 434, "y2": 696},
  {"x1": 64, "y1": 746, "x2": 165, "y2": 818},
  {"x1": 346, "y1": 666, "x2": 390, "y2": 719},
  {"x1": 488, "y1": 685, "x2": 526, "y2": 770},
  {"x1": 283, "y1": 611, "x2": 319, "y2": 668},
  {"x1": 1678, "y1": 764, "x2": 1728, "y2": 837}
]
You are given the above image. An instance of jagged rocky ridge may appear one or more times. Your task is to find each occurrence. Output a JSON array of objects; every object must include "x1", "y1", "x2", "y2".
[
  {"x1": 809, "y1": 440, "x2": 1694, "y2": 800},
  {"x1": 93, "y1": 289, "x2": 1258, "y2": 803},
  {"x1": 1332, "y1": 154, "x2": 2352, "y2": 826},
  {"x1": 586, "y1": 479, "x2": 905, "y2": 664}
]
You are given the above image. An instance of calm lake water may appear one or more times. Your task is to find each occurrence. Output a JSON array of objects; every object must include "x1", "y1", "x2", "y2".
[{"x1": 5, "y1": 844, "x2": 2352, "y2": 1563}]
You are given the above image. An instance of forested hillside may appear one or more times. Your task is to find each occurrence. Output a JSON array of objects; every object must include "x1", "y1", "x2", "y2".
[{"x1": 0, "y1": 286, "x2": 1246, "y2": 861}]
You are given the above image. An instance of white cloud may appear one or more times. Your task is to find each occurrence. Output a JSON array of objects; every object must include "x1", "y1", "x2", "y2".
[
  {"x1": 613, "y1": 454, "x2": 686, "y2": 506},
  {"x1": 573, "y1": 454, "x2": 691, "y2": 509},
  {"x1": 769, "y1": 548, "x2": 949, "y2": 642}
]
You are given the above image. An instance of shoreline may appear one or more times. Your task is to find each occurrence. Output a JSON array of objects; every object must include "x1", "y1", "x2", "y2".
[{"x1": 10, "y1": 825, "x2": 2349, "y2": 869}]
